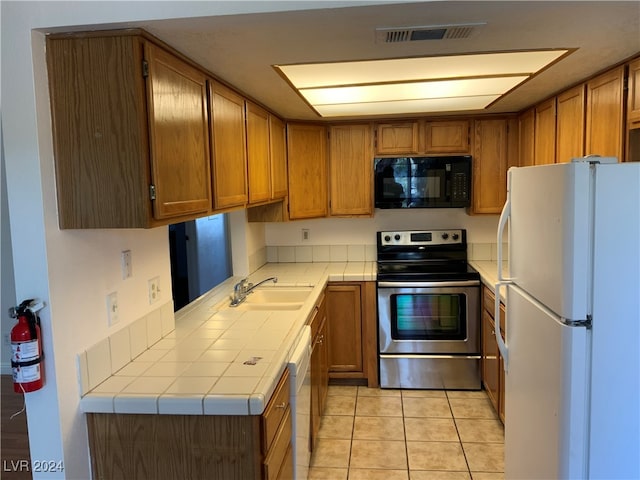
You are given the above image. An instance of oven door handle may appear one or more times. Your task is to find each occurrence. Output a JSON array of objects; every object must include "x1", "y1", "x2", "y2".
[{"x1": 377, "y1": 280, "x2": 480, "y2": 288}]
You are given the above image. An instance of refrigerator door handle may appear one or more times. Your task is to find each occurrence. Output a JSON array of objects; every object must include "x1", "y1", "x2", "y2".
[
  {"x1": 497, "y1": 197, "x2": 514, "y2": 283},
  {"x1": 494, "y1": 281, "x2": 509, "y2": 372}
]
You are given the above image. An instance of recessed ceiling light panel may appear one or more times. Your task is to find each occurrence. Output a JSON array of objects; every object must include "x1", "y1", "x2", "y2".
[{"x1": 274, "y1": 49, "x2": 572, "y2": 117}]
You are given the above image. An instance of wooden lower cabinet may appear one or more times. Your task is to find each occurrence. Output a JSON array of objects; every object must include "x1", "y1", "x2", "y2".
[
  {"x1": 481, "y1": 286, "x2": 506, "y2": 423},
  {"x1": 309, "y1": 292, "x2": 328, "y2": 452},
  {"x1": 86, "y1": 370, "x2": 292, "y2": 480},
  {"x1": 482, "y1": 309, "x2": 500, "y2": 413},
  {"x1": 325, "y1": 282, "x2": 378, "y2": 387}
]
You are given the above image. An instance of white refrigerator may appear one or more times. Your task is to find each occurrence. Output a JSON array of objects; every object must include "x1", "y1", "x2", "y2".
[{"x1": 495, "y1": 158, "x2": 640, "y2": 479}]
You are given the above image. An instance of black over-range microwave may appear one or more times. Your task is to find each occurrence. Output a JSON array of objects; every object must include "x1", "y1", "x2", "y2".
[{"x1": 374, "y1": 155, "x2": 472, "y2": 209}]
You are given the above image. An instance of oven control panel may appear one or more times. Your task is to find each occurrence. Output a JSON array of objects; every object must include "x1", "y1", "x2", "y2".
[{"x1": 378, "y1": 229, "x2": 465, "y2": 246}]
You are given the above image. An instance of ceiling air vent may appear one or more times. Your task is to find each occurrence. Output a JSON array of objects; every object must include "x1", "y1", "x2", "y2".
[{"x1": 375, "y1": 23, "x2": 486, "y2": 43}]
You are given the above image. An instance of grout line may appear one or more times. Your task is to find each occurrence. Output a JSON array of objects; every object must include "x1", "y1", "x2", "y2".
[
  {"x1": 446, "y1": 390, "x2": 474, "y2": 477},
  {"x1": 400, "y1": 390, "x2": 410, "y2": 476}
]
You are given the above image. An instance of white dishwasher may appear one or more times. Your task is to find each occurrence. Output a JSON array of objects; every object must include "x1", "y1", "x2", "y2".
[{"x1": 287, "y1": 325, "x2": 311, "y2": 480}]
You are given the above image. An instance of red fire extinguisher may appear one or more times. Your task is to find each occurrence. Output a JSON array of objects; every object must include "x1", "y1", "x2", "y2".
[{"x1": 10, "y1": 299, "x2": 45, "y2": 393}]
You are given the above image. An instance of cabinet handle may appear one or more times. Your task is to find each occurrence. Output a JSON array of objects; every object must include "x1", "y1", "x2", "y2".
[{"x1": 275, "y1": 402, "x2": 286, "y2": 409}]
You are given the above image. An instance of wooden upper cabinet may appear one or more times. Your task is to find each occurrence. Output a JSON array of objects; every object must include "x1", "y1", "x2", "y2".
[
  {"x1": 518, "y1": 108, "x2": 535, "y2": 167},
  {"x1": 627, "y1": 58, "x2": 640, "y2": 162},
  {"x1": 586, "y1": 66, "x2": 625, "y2": 160},
  {"x1": 472, "y1": 118, "x2": 515, "y2": 214},
  {"x1": 245, "y1": 101, "x2": 271, "y2": 204},
  {"x1": 287, "y1": 123, "x2": 328, "y2": 220},
  {"x1": 269, "y1": 115, "x2": 288, "y2": 200},
  {"x1": 375, "y1": 122, "x2": 419, "y2": 154},
  {"x1": 46, "y1": 32, "x2": 212, "y2": 229},
  {"x1": 145, "y1": 43, "x2": 211, "y2": 220},
  {"x1": 628, "y1": 57, "x2": 640, "y2": 123},
  {"x1": 424, "y1": 120, "x2": 470, "y2": 153},
  {"x1": 375, "y1": 120, "x2": 470, "y2": 155},
  {"x1": 556, "y1": 84, "x2": 586, "y2": 163},
  {"x1": 329, "y1": 124, "x2": 373, "y2": 216},
  {"x1": 209, "y1": 81, "x2": 248, "y2": 209},
  {"x1": 534, "y1": 98, "x2": 557, "y2": 165}
]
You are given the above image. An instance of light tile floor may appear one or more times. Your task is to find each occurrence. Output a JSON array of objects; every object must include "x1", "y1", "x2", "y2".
[{"x1": 309, "y1": 385, "x2": 504, "y2": 480}]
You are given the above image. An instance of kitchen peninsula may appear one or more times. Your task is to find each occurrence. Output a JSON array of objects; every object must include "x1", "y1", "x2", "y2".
[{"x1": 79, "y1": 261, "x2": 374, "y2": 479}]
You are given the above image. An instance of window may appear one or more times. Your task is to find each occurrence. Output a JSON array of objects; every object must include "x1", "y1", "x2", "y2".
[{"x1": 168, "y1": 214, "x2": 232, "y2": 311}]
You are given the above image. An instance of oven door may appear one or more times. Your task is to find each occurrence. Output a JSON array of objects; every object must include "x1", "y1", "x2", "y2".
[{"x1": 378, "y1": 281, "x2": 480, "y2": 355}]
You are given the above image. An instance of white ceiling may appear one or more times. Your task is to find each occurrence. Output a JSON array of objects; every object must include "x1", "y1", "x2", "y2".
[{"x1": 130, "y1": 1, "x2": 639, "y2": 121}]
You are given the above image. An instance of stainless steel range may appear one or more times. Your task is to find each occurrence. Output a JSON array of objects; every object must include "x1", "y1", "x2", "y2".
[{"x1": 377, "y1": 229, "x2": 481, "y2": 390}]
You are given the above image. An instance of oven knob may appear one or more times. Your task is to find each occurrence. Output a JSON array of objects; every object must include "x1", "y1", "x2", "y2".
[
  {"x1": 394, "y1": 234, "x2": 401, "y2": 241},
  {"x1": 452, "y1": 233, "x2": 460, "y2": 241},
  {"x1": 384, "y1": 235, "x2": 391, "y2": 242},
  {"x1": 441, "y1": 233, "x2": 449, "y2": 240}
]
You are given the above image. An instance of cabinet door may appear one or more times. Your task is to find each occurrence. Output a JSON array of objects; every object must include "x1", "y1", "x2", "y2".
[
  {"x1": 482, "y1": 309, "x2": 500, "y2": 414},
  {"x1": 47, "y1": 35, "x2": 152, "y2": 229},
  {"x1": 309, "y1": 294, "x2": 328, "y2": 452},
  {"x1": 375, "y1": 122, "x2": 419, "y2": 154},
  {"x1": 518, "y1": 108, "x2": 535, "y2": 167},
  {"x1": 146, "y1": 43, "x2": 212, "y2": 219},
  {"x1": 627, "y1": 58, "x2": 640, "y2": 162},
  {"x1": 245, "y1": 101, "x2": 271, "y2": 204},
  {"x1": 287, "y1": 123, "x2": 328, "y2": 219},
  {"x1": 628, "y1": 58, "x2": 640, "y2": 123},
  {"x1": 209, "y1": 81, "x2": 248, "y2": 209},
  {"x1": 556, "y1": 84, "x2": 586, "y2": 163},
  {"x1": 329, "y1": 124, "x2": 373, "y2": 216},
  {"x1": 586, "y1": 66, "x2": 624, "y2": 160},
  {"x1": 269, "y1": 115, "x2": 288, "y2": 199},
  {"x1": 424, "y1": 120, "x2": 470, "y2": 153},
  {"x1": 472, "y1": 118, "x2": 510, "y2": 214},
  {"x1": 534, "y1": 98, "x2": 556, "y2": 165},
  {"x1": 326, "y1": 284, "x2": 363, "y2": 374}
]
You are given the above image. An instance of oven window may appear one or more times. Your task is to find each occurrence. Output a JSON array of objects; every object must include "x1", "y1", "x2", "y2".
[{"x1": 391, "y1": 293, "x2": 467, "y2": 340}]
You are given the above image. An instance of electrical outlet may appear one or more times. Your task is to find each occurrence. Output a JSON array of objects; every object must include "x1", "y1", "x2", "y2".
[
  {"x1": 302, "y1": 228, "x2": 310, "y2": 241},
  {"x1": 107, "y1": 292, "x2": 119, "y2": 326},
  {"x1": 121, "y1": 250, "x2": 132, "y2": 279},
  {"x1": 148, "y1": 277, "x2": 160, "y2": 304}
]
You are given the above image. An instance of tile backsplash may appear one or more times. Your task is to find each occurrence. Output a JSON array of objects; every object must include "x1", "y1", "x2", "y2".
[
  {"x1": 265, "y1": 244, "x2": 377, "y2": 264},
  {"x1": 77, "y1": 300, "x2": 175, "y2": 396},
  {"x1": 468, "y1": 243, "x2": 509, "y2": 262},
  {"x1": 263, "y1": 243, "x2": 507, "y2": 264}
]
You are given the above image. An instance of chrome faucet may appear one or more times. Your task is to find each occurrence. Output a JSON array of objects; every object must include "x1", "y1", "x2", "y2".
[{"x1": 229, "y1": 276, "x2": 278, "y2": 307}]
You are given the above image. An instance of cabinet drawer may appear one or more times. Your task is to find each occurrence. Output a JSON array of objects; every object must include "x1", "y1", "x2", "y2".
[
  {"x1": 483, "y1": 286, "x2": 506, "y2": 335},
  {"x1": 263, "y1": 407, "x2": 292, "y2": 480},
  {"x1": 308, "y1": 292, "x2": 326, "y2": 341},
  {"x1": 262, "y1": 369, "x2": 290, "y2": 453},
  {"x1": 483, "y1": 287, "x2": 496, "y2": 316},
  {"x1": 276, "y1": 444, "x2": 294, "y2": 480}
]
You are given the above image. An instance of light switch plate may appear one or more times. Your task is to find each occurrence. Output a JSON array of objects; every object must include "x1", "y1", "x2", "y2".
[
  {"x1": 121, "y1": 250, "x2": 132, "y2": 279},
  {"x1": 107, "y1": 292, "x2": 119, "y2": 326}
]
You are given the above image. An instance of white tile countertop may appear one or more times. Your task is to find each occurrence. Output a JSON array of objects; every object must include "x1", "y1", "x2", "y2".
[
  {"x1": 469, "y1": 260, "x2": 509, "y2": 303},
  {"x1": 79, "y1": 262, "x2": 376, "y2": 416},
  {"x1": 79, "y1": 259, "x2": 503, "y2": 416}
]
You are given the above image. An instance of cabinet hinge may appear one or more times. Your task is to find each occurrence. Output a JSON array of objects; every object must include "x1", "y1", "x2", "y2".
[
  {"x1": 149, "y1": 184, "x2": 156, "y2": 200},
  {"x1": 142, "y1": 60, "x2": 149, "y2": 78}
]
